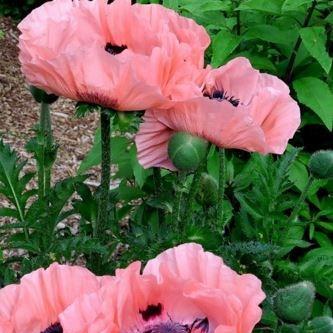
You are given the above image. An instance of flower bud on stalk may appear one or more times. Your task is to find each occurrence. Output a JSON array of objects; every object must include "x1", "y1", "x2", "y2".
[
  {"x1": 29, "y1": 86, "x2": 58, "y2": 104},
  {"x1": 308, "y1": 150, "x2": 333, "y2": 179},
  {"x1": 273, "y1": 281, "x2": 315, "y2": 323},
  {"x1": 305, "y1": 316, "x2": 333, "y2": 333},
  {"x1": 168, "y1": 132, "x2": 208, "y2": 171}
]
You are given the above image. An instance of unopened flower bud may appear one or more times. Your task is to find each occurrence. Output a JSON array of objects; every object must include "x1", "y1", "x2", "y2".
[
  {"x1": 308, "y1": 150, "x2": 333, "y2": 179},
  {"x1": 30, "y1": 86, "x2": 58, "y2": 104},
  {"x1": 305, "y1": 317, "x2": 333, "y2": 333},
  {"x1": 168, "y1": 132, "x2": 208, "y2": 171},
  {"x1": 273, "y1": 281, "x2": 315, "y2": 323},
  {"x1": 197, "y1": 173, "x2": 218, "y2": 206}
]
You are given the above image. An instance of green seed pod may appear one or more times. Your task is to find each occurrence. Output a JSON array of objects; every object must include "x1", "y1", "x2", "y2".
[
  {"x1": 30, "y1": 86, "x2": 59, "y2": 104},
  {"x1": 305, "y1": 317, "x2": 333, "y2": 333},
  {"x1": 168, "y1": 132, "x2": 208, "y2": 171},
  {"x1": 308, "y1": 150, "x2": 333, "y2": 179},
  {"x1": 280, "y1": 324, "x2": 301, "y2": 333},
  {"x1": 273, "y1": 281, "x2": 315, "y2": 324},
  {"x1": 197, "y1": 173, "x2": 218, "y2": 206}
]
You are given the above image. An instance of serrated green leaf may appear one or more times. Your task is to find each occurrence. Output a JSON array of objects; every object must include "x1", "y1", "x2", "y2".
[
  {"x1": 282, "y1": 0, "x2": 312, "y2": 11},
  {"x1": 293, "y1": 77, "x2": 333, "y2": 130},
  {"x1": 211, "y1": 30, "x2": 241, "y2": 67},
  {"x1": 299, "y1": 27, "x2": 332, "y2": 74}
]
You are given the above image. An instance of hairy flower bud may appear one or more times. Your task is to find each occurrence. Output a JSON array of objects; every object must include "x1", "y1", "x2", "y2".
[
  {"x1": 197, "y1": 173, "x2": 218, "y2": 206},
  {"x1": 308, "y1": 150, "x2": 333, "y2": 179},
  {"x1": 168, "y1": 132, "x2": 208, "y2": 171},
  {"x1": 30, "y1": 86, "x2": 59, "y2": 104},
  {"x1": 305, "y1": 317, "x2": 333, "y2": 333},
  {"x1": 273, "y1": 281, "x2": 315, "y2": 323}
]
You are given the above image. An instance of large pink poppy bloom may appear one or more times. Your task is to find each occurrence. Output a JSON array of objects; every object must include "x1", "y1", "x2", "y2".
[
  {"x1": 135, "y1": 57, "x2": 300, "y2": 170},
  {"x1": 0, "y1": 263, "x2": 113, "y2": 333},
  {"x1": 60, "y1": 243, "x2": 265, "y2": 333},
  {"x1": 18, "y1": 0, "x2": 209, "y2": 111}
]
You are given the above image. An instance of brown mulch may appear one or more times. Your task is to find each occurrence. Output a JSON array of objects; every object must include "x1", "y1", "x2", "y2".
[
  {"x1": 0, "y1": 16, "x2": 99, "y2": 179},
  {"x1": 0, "y1": 16, "x2": 102, "y2": 222}
]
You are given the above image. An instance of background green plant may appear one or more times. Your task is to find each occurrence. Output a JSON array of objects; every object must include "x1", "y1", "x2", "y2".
[{"x1": 0, "y1": 0, "x2": 332, "y2": 332}]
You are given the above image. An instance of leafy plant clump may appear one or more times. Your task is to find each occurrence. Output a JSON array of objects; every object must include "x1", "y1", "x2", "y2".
[{"x1": 0, "y1": 0, "x2": 332, "y2": 332}]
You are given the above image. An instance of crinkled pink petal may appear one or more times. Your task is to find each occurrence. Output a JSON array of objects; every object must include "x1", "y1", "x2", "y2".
[
  {"x1": 18, "y1": 0, "x2": 207, "y2": 110},
  {"x1": 249, "y1": 88, "x2": 301, "y2": 154},
  {"x1": 205, "y1": 58, "x2": 261, "y2": 106},
  {"x1": 135, "y1": 98, "x2": 267, "y2": 169},
  {"x1": 0, "y1": 263, "x2": 109, "y2": 333}
]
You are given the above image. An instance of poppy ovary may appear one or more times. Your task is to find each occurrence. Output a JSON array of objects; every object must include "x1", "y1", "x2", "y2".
[{"x1": 168, "y1": 132, "x2": 208, "y2": 171}]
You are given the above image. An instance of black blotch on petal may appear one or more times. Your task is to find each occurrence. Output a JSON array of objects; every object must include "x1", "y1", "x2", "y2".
[
  {"x1": 41, "y1": 323, "x2": 63, "y2": 333},
  {"x1": 140, "y1": 303, "x2": 163, "y2": 321},
  {"x1": 105, "y1": 43, "x2": 127, "y2": 55}
]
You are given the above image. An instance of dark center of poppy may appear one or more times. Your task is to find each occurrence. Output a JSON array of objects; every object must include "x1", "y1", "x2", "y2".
[
  {"x1": 105, "y1": 42, "x2": 127, "y2": 55},
  {"x1": 207, "y1": 89, "x2": 240, "y2": 107},
  {"x1": 140, "y1": 303, "x2": 163, "y2": 321},
  {"x1": 41, "y1": 323, "x2": 63, "y2": 333}
]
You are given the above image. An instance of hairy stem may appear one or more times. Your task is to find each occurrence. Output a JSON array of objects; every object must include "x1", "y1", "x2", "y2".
[
  {"x1": 173, "y1": 172, "x2": 186, "y2": 230},
  {"x1": 288, "y1": 175, "x2": 314, "y2": 223},
  {"x1": 217, "y1": 148, "x2": 226, "y2": 230},
  {"x1": 284, "y1": 0, "x2": 317, "y2": 83},
  {"x1": 97, "y1": 109, "x2": 111, "y2": 237},
  {"x1": 185, "y1": 165, "x2": 204, "y2": 224}
]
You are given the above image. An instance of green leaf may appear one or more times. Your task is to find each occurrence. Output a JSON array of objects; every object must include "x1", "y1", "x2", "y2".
[
  {"x1": 282, "y1": 0, "x2": 312, "y2": 11},
  {"x1": 0, "y1": 140, "x2": 35, "y2": 222},
  {"x1": 244, "y1": 24, "x2": 292, "y2": 45},
  {"x1": 129, "y1": 145, "x2": 151, "y2": 188},
  {"x1": 293, "y1": 77, "x2": 333, "y2": 131},
  {"x1": 299, "y1": 27, "x2": 332, "y2": 74},
  {"x1": 236, "y1": 0, "x2": 282, "y2": 14},
  {"x1": 211, "y1": 30, "x2": 241, "y2": 67}
]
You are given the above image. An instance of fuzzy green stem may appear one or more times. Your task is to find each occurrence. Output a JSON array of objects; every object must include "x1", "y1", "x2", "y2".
[
  {"x1": 288, "y1": 175, "x2": 314, "y2": 223},
  {"x1": 185, "y1": 165, "x2": 204, "y2": 224},
  {"x1": 38, "y1": 102, "x2": 53, "y2": 201},
  {"x1": 96, "y1": 109, "x2": 111, "y2": 237},
  {"x1": 217, "y1": 148, "x2": 226, "y2": 230},
  {"x1": 284, "y1": 0, "x2": 317, "y2": 83},
  {"x1": 153, "y1": 168, "x2": 163, "y2": 223},
  {"x1": 173, "y1": 172, "x2": 186, "y2": 229}
]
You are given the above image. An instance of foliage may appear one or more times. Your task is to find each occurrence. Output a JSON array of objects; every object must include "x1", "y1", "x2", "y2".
[{"x1": 0, "y1": 0, "x2": 333, "y2": 331}]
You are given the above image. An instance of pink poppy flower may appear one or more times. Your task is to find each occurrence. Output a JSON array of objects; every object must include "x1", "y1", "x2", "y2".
[
  {"x1": 135, "y1": 57, "x2": 300, "y2": 170},
  {"x1": 0, "y1": 263, "x2": 113, "y2": 333},
  {"x1": 18, "y1": 0, "x2": 209, "y2": 111},
  {"x1": 60, "y1": 243, "x2": 265, "y2": 333}
]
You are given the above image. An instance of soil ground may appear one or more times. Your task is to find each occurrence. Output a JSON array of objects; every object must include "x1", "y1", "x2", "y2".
[{"x1": 0, "y1": 16, "x2": 100, "y2": 214}]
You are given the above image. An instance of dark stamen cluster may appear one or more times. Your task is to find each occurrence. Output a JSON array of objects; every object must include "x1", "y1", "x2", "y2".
[
  {"x1": 41, "y1": 322, "x2": 63, "y2": 333},
  {"x1": 209, "y1": 89, "x2": 240, "y2": 107},
  {"x1": 105, "y1": 42, "x2": 127, "y2": 55}
]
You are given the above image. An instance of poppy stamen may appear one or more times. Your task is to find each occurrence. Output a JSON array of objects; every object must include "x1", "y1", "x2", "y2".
[{"x1": 210, "y1": 89, "x2": 240, "y2": 107}]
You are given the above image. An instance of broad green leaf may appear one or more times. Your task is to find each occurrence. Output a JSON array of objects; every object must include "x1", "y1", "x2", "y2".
[
  {"x1": 293, "y1": 77, "x2": 333, "y2": 131},
  {"x1": 180, "y1": 0, "x2": 230, "y2": 13},
  {"x1": 162, "y1": 0, "x2": 179, "y2": 10},
  {"x1": 129, "y1": 145, "x2": 151, "y2": 188},
  {"x1": 299, "y1": 27, "x2": 332, "y2": 74},
  {"x1": 282, "y1": 0, "x2": 312, "y2": 11},
  {"x1": 244, "y1": 25, "x2": 294, "y2": 45},
  {"x1": 211, "y1": 30, "x2": 241, "y2": 67},
  {"x1": 236, "y1": 0, "x2": 282, "y2": 14}
]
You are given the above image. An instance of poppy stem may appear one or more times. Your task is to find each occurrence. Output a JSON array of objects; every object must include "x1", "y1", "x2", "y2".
[
  {"x1": 173, "y1": 172, "x2": 186, "y2": 229},
  {"x1": 39, "y1": 102, "x2": 53, "y2": 198},
  {"x1": 284, "y1": 0, "x2": 317, "y2": 83},
  {"x1": 217, "y1": 148, "x2": 226, "y2": 231},
  {"x1": 97, "y1": 108, "x2": 112, "y2": 238},
  {"x1": 287, "y1": 175, "x2": 314, "y2": 224}
]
